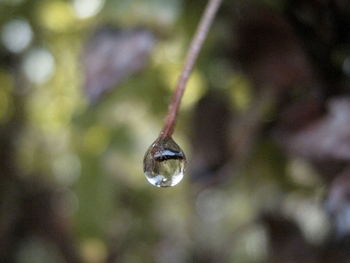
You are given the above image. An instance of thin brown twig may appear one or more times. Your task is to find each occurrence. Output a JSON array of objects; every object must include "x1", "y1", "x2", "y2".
[{"x1": 160, "y1": 0, "x2": 223, "y2": 138}]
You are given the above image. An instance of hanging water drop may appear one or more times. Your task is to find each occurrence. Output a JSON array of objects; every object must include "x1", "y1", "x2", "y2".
[
  {"x1": 143, "y1": 136, "x2": 186, "y2": 187},
  {"x1": 141, "y1": 0, "x2": 222, "y2": 187}
]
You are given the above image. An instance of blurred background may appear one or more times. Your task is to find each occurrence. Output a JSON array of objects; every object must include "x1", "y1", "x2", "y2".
[{"x1": 1, "y1": 0, "x2": 350, "y2": 262}]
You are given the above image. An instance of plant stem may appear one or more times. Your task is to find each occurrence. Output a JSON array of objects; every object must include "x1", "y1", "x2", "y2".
[{"x1": 160, "y1": 0, "x2": 223, "y2": 138}]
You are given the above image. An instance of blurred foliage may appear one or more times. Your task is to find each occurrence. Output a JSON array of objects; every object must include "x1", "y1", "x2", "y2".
[{"x1": 1, "y1": 0, "x2": 350, "y2": 263}]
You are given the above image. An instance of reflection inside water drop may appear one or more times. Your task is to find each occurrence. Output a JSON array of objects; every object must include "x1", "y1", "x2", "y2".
[{"x1": 143, "y1": 136, "x2": 186, "y2": 187}]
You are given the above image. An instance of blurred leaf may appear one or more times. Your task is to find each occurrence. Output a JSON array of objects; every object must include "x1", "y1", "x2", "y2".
[
  {"x1": 262, "y1": 213, "x2": 317, "y2": 263},
  {"x1": 83, "y1": 26, "x2": 155, "y2": 102},
  {"x1": 277, "y1": 97, "x2": 350, "y2": 162},
  {"x1": 235, "y1": 6, "x2": 312, "y2": 90},
  {"x1": 189, "y1": 90, "x2": 232, "y2": 185},
  {"x1": 325, "y1": 168, "x2": 350, "y2": 238}
]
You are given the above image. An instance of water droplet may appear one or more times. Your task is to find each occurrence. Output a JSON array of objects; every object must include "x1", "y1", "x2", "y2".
[{"x1": 143, "y1": 136, "x2": 186, "y2": 187}]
